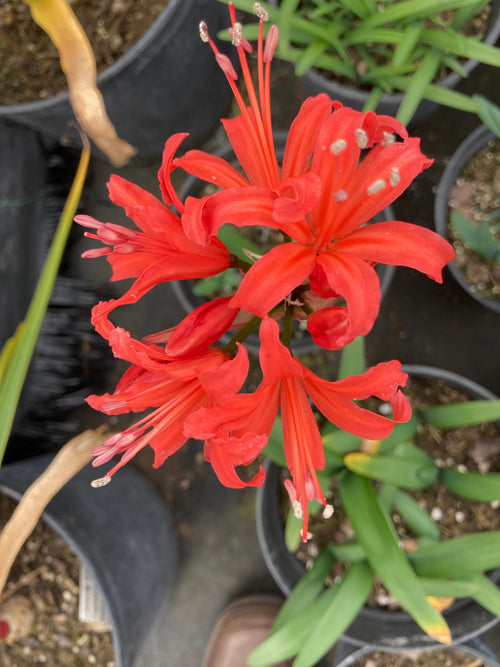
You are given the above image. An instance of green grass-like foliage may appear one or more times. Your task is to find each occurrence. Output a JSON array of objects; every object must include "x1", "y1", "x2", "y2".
[
  {"x1": 219, "y1": 0, "x2": 500, "y2": 128},
  {"x1": 252, "y1": 338, "x2": 500, "y2": 667}
]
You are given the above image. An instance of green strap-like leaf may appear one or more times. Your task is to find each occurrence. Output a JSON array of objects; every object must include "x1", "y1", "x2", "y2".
[
  {"x1": 396, "y1": 47, "x2": 442, "y2": 126},
  {"x1": 392, "y1": 22, "x2": 422, "y2": 67},
  {"x1": 377, "y1": 416, "x2": 420, "y2": 454},
  {"x1": 247, "y1": 580, "x2": 342, "y2": 667},
  {"x1": 362, "y1": 0, "x2": 486, "y2": 28},
  {"x1": 421, "y1": 28, "x2": 500, "y2": 67},
  {"x1": 464, "y1": 573, "x2": 500, "y2": 616},
  {"x1": 440, "y1": 468, "x2": 500, "y2": 502},
  {"x1": 271, "y1": 548, "x2": 335, "y2": 633},
  {"x1": 409, "y1": 532, "x2": 500, "y2": 577},
  {"x1": 284, "y1": 505, "x2": 304, "y2": 553},
  {"x1": 474, "y1": 94, "x2": 500, "y2": 137},
  {"x1": 419, "y1": 577, "x2": 479, "y2": 599},
  {"x1": 392, "y1": 489, "x2": 441, "y2": 541},
  {"x1": 339, "y1": 472, "x2": 451, "y2": 644},
  {"x1": 329, "y1": 541, "x2": 365, "y2": 562},
  {"x1": 0, "y1": 144, "x2": 90, "y2": 464},
  {"x1": 386, "y1": 76, "x2": 479, "y2": 112},
  {"x1": 420, "y1": 400, "x2": 500, "y2": 428},
  {"x1": 294, "y1": 561, "x2": 374, "y2": 667},
  {"x1": 344, "y1": 452, "x2": 438, "y2": 489},
  {"x1": 337, "y1": 336, "x2": 366, "y2": 380},
  {"x1": 322, "y1": 428, "x2": 362, "y2": 455}
]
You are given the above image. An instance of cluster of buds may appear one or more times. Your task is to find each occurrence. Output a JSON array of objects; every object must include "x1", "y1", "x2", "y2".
[{"x1": 77, "y1": 3, "x2": 453, "y2": 538}]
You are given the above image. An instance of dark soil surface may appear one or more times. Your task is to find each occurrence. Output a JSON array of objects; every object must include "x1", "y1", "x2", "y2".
[
  {"x1": 0, "y1": 0, "x2": 170, "y2": 104},
  {"x1": 0, "y1": 494, "x2": 115, "y2": 666}
]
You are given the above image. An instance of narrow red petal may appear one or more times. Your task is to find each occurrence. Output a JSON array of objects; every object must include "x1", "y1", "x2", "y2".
[
  {"x1": 281, "y1": 94, "x2": 333, "y2": 179},
  {"x1": 333, "y1": 221, "x2": 455, "y2": 283},
  {"x1": 309, "y1": 251, "x2": 380, "y2": 349},
  {"x1": 230, "y1": 243, "x2": 316, "y2": 317}
]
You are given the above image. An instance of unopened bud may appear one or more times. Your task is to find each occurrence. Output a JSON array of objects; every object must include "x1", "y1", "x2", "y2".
[
  {"x1": 263, "y1": 24, "x2": 279, "y2": 63},
  {"x1": 216, "y1": 53, "x2": 238, "y2": 80}
]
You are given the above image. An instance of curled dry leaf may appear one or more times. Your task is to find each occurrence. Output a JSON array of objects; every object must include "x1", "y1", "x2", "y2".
[{"x1": 25, "y1": 0, "x2": 137, "y2": 166}]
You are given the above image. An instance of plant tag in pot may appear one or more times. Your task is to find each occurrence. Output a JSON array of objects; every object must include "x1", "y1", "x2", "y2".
[{"x1": 78, "y1": 563, "x2": 111, "y2": 632}]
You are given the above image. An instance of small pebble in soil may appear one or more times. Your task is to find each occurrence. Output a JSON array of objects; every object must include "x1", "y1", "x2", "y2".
[{"x1": 431, "y1": 507, "x2": 443, "y2": 521}]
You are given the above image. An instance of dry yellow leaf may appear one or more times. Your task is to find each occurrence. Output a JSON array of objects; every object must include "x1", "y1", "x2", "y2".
[{"x1": 25, "y1": 0, "x2": 136, "y2": 166}]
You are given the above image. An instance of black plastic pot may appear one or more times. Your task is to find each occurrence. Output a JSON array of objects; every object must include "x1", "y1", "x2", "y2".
[
  {"x1": 271, "y1": 0, "x2": 500, "y2": 125},
  {"x1": 333, "y1": 637, "x2": 500, "y2": 667},
  {"x1": 0, "y1": 0, "x2": 235, "y2": 163},
  {"x1": 256, "y1": 365, "x2": 500, "y2": 653},
  {"x1": 0, "y1": 455, "x2": 178, "y2": 667},
  {"x1": 434, "y1": 124, "x2": 500, "y2": 314},
  {"x1": 171, "y1": 134, "x2": 395, "y2": 355},
  {"x1": 0, "y1": 121, "x2": 46, "y2": 353}
]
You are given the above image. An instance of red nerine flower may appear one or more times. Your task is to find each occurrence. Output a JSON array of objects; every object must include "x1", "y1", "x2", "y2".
[
  {"x1": 87, "y1": 326, "x2": 258, "y2": 486},
  {"x1": 76, "y1": 173, "x2": 231, "y2": 309},
  {"x1": 158, "y1": 4, "x2": 454, "y2": 350},
  {"x1": 185, "y1": 318, "x2": 411, "y2": 539}
]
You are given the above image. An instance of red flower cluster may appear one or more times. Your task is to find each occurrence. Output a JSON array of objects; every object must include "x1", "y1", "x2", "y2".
[{"x1": 77, "y1": 3, "x2": 454, "y2": 538}]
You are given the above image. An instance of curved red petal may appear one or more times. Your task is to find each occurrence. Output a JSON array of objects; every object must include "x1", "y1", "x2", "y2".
[
  {"x1": 282, "y1": 94, "x2": 333, "y2": 179},
  {"x1": 222, "y1": 113, "x2": 279, "y2": 187},
  {"x1": 333, "y1": 221, "x2": 455, "y2": 283},
  {"x1": 331, "y1": 138, "x2": 432, "y2": 239},
  {"x1": 259, "y1": 317, "x2": 305, "y2": 385},
  {"x1": 182, "y1": 187, "x2": 276, "y2": 246},
  {"x1": 309, "y1": 251, "x2": 380, "y2": 349},
  {"x1": 273, "y1": 172, "x2": 322, "y2": 225},
  {"x1": 322, "y1": 360, "x2": 408, "y2": 400},
  {"x1": 199, "y1": 342, "x2": 249, "y2": 404},
  {"x1": 174, "y1": 150, "x2": 249, "y2": 189},
  {"x1": 206, "y1": 433, "x2": 267, "y2": 489},
  {"x1": 158, "y1": 133, "x2": 190, "y2": 209},
  {"x1": 166, "y1": 297, "x2": 238, "y2": 358},
  {"x1": 230, "y1": 243, "x2": 317, "y2": 318}
]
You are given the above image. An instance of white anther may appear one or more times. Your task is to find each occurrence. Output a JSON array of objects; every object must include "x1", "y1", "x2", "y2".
[
  {"x1": 383, "y1": 132, "x2": 396, "y2": 146},
  {"x1": 91, "y1": 476, "x2": 112, "y2": 488},
  {"x1": 292, "y1": 500, "x2": 303, "y2": 519},
  {"x1": 199, "y1": 21, "x2": 209, "y2": 43},
  {"x1": 330, "y1": 139, "x2": 347, "y2": 155},
  {"x1": 367, "y1": 179, "x2": 386, "y2": 195},
  {"x1": 389, "y1": 167, "x2": 400, "y2": 187},
  {"x1": 300, "y1": 529, "x2": 313, "y2": 541},
  {"x1": 254, "y1": 2, "x2": 269, "y2": 21},
  {"x1": 323, "y1": 504, "x2": 334, "y2": 519},
  {"x1": 231, "y1": 22, "x2": 243, "y2": 47},
  {"x1": 355, "y1": 128, "x2": 369, "y2": 149},
  {"x1": 333, "y1": 189, "x2": 348, "y2": 202}
]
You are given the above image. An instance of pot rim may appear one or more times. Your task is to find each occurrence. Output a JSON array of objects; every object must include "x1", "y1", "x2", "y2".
[
  {"x1": 433, "y1": 123, "x2": 500, "y2": 314},
  {"x1": 296, "y1": 0, "x2": 500, "y2": 110},
  {"x1": 0, "y1": 0, "x2": 187, "y2": 114},
  {"x1": 256, "y1": 365, "x2": 500, "y2": 650}
]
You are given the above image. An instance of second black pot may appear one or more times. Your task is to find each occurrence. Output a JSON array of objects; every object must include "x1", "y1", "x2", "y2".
[{"x1": 256, "y1": 365, "x2": 500, "y2": 652}]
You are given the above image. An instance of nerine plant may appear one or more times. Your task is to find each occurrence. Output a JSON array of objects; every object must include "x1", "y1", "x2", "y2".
[
  {"x1": 250, "y1": 336, "x2": 500, "y2": 667},
  {"x1": 221, "y1": 0, "x2": 500, "y2": 128}
]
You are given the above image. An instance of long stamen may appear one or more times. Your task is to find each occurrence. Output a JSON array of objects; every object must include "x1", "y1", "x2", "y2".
[{"x1": 229, "y1": 3, "x2": 279, "y2": 187}]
